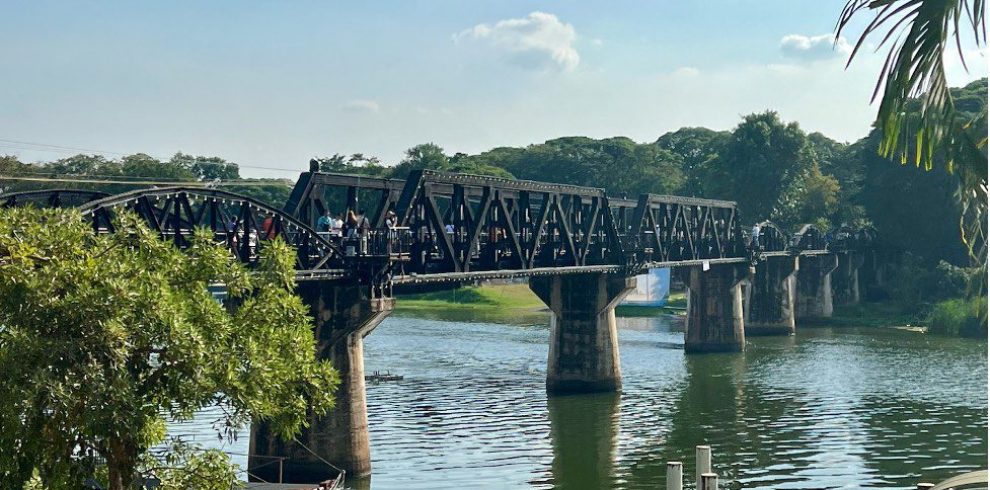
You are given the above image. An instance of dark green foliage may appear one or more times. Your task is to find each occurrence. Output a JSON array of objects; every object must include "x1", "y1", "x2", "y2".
[
  {"x1": 859, "y1": 128, "x2": 970, "y2": 265},
  {"x1": 885, "y1": 253, "x2": 983, "y2": 310}
]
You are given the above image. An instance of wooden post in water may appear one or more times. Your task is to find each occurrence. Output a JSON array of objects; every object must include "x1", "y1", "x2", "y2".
[
  {"x1": 700, "y1": 472, "x2": 719, "y2": 490},
  {"x1": 696, "y1": 445, "x2": 712, "y2": 489},
  {"x1": 666, "y1": 461, "x2": 683, "y2": 490}
]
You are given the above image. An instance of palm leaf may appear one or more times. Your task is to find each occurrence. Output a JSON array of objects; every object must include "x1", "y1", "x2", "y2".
[{"x1": 837, "y1": 0, "x2": 988, "y2": 269}]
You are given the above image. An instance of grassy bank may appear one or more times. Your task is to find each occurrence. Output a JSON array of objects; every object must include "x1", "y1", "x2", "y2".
[
  {"x1": 396, "y1": 282, "x2": 544, "y2": 311},
  {"x1": 396, "y1": 282, "x2": 687, "y2": 320},
  {"x1": 615, "y1": 291, "x2": 686, "y2": 316},
  {"x1": 809, "y1": 302, "x2": 924, "y2": 329},
  {"x1": 394, "y1": 282, "x2": 548, "y2": 323}
]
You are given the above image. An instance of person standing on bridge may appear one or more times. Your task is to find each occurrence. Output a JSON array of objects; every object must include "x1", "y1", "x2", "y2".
[
  {"x1": 317, "y1": 209, "x2": 333, "y2": 236},
  {"x1": 751, "y1": 223, "x2": 761, "y2": 249},
  {"x1": 345, "y1": 210, "x2": 359, "y2": 238},
  {"x1": 357, "y1": 209, "x2": 371, "y2": 255},
  {"x1": 262, "y1": 213, "x2": 277, "y2": 240}
]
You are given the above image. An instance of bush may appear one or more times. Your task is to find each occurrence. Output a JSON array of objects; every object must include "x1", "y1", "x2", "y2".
[
  {"x1": 927, "y1": 296, "x2": 988, "y2": 338},
  {"x1": 933, "y1": 260, "x2": 974, "y2": 298},
  {"x1": 884, "y1": 254, "x2": 980, "y2": 310}
]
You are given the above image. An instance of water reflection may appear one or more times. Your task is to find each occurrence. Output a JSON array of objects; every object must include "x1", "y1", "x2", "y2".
[
  {"x1": 166, "y1": 313, "x2": 987, "y2": 489},
  {"x1": 546, "y1": 393, "x2": 620, "y2": 489}
]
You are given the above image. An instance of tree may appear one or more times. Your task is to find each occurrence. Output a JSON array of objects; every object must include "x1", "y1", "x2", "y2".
[
  {"x1": 120, "y1": 153, "x2": 196, "y2": 182},
  {"x1": 773, "y1": 162, "x2": 842, "y2": 230},
  {"x1": 837, "y1": 0, "x2": 987, "y2": 269},
  {"x1": 391, "y1": 143, "x2": 451, "y2": 178},
  {"x1": 705, "y1": 111, "x2": 808, "y2": 221},
  {"x1": 169, "y1": 152, "x2": 241, "y2": 181},
  {"x1": 312, "y1": 153, "x2": 391, "y2": 177},
  {"x1": 655, "y1": 127, "x2": 730, "y2": 197},
  {"x1": 0, "y1": 207, "x2": 338, "y2": 489}
]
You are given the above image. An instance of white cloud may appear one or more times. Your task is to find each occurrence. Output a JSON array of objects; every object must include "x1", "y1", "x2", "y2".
[
  {"x1": 672, "y1": 66, "x2": 700, "y2": 77},
  {"x1": 779, "y1": 33, "x2": 852, "y2": 61},
  {"x1": 341, "y1": 99, "x2": 380, "y2": 113},
  {"x1": 454, "y1": 11, "x2": 580, "y2": 71}
]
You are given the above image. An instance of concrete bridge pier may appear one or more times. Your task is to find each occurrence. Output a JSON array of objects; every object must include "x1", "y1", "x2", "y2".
[
  {"x1": 745, "y1": 256, "x2": 799, "y2": 336},
  {"x1": 832, "y1": 252, "x2": 865, "y2": 305},
  {"x1": 529, "y1": 273, "x2": 636, "y2": 394},
  {"x1": 250, "y1": 281, "x2": 393, "y2": 483},
  {"x1": 680, "y1": 264, "x2": 751, "y2": 353},
  {"x1": 795, "y1": 255, "x2": 838, "y2": 319},
  {"x1": 833, "y1": 252, "x2": 864, "y2": 306}
]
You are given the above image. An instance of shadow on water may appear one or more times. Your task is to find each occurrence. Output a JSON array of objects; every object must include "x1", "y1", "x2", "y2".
[{"x1": 392, "y1": 307, "x2": 550, "y2": 326}]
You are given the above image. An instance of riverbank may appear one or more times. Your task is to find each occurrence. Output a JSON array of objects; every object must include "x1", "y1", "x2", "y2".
[
  {"x1": 806, "y1": 302, "x2": 924, "y2": 329},
  {"x1": 394, "y1": 282, "x2": 547, "y2": 323},
  {"x1": 807, "y1": 298, "x2": 988, "y2": 339},
  {"x1": 395, "y1": 283, "x2": 687, "y2": 321}
]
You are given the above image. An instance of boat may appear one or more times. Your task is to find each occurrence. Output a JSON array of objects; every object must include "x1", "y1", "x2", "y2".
[{"x1": 365, "y1": 370, "x2": 403, "y2": 382}]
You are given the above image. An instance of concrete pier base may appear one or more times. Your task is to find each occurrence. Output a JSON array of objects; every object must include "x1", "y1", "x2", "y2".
[
  {"x1": 529, "y1": 273, "x2": 635, "y2": 394},
  {"x1": 745, "y1": 256, "x2": 799, "y2": 336},
  {"x1": 681, "y1": 264, "x2": 751, "y2": 353},
  {"x1": 796, "y1": 255, "x2": 838, "y2": 320},
  {"x1": 250, "y1": 282, "x2": 393, "y2": 483},
  {"x1": 833, "y1": 252, "x2": 863, "y2": 306}
]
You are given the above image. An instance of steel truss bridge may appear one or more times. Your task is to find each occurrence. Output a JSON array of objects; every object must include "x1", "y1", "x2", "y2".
[{"x1": 1, "y1": 170, "x2": 875, "y2": 286}]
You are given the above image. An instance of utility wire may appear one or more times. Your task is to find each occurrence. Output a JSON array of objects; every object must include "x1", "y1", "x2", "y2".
[
  {"x1": 0, "y1": 175, "x2": 289, "y2": 187},
  {"x1": 0, "y1": 168, "x2": 293, "y2": 182},
  {"x1": 0, "y1": 138, "x2": 305, "y2": 175}
]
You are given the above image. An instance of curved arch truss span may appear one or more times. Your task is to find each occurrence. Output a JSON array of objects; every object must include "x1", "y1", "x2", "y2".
[
  {"x1": 78, "y1": 187, "x2": 341, "y2": 271},
  {"x1": 2, "y1": 189, "x2": 110, "y2": 209}
]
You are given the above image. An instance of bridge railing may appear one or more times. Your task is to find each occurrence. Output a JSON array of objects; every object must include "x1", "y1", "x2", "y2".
[{"x1": 336, "y1": 227, "x2": 412, "y2": 259}]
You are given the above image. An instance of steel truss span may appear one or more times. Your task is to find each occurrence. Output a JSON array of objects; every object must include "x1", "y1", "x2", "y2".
[{"x1": 1, "y1": 170, "x2": 879, "y2": 285}]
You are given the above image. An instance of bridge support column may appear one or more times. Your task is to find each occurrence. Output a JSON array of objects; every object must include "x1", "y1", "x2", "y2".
[
  {"x1": 529, "y1": 273, "x2": 636, "y2": 394},
  {"x1": 681, "y1": 264, "x2": 751, "y2": 353},
  {"x1": 745, "y1": 256, "x2": 799, "y2": 336},
  {"x1": 832, "y1": 252, "x2": 864, "y2": 306},
  {"x1": 250, "y1": 282, "x2": 393, "y2": 483},
  {"x1": 796, "y1": 255, "x2": 838, "y2": 319}
]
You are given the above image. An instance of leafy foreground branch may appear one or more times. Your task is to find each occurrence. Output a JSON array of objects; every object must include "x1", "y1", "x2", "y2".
[{"x1": 0, "y1": 207, "x2": 338, "y2": 489}]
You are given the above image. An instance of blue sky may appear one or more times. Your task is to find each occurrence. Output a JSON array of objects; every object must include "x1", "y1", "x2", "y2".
[{"x1": 2, "y1": 1, "x2": 986, "y2": 178}]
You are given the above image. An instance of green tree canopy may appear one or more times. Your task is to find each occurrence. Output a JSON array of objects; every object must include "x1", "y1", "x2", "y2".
[
  {"x1": 0, "y1": 207, "x2": 337, "y2": 489},
  {"x1": 705, "y1": 111, "x2": 808, "y2": 220},
  {"x1": 773, "y1": 162, "x2": 841, "y2": 230},
  {"x1": 655, "y1": 127, "x2": 729, "y2": 197}
]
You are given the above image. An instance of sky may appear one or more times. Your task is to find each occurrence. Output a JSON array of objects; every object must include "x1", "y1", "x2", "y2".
[{"x1": 1, "y1": 1, "x2": 986, "y2": 179}]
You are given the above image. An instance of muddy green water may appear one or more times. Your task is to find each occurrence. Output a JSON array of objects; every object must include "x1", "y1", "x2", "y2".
[{"x1": 171, "y1": 311, "x2": 987, "y2": 489}]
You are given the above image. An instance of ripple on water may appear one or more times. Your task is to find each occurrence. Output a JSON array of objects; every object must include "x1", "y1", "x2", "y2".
[{"x1": 167, "y1": 315, "x2": 987, "y2": 489}]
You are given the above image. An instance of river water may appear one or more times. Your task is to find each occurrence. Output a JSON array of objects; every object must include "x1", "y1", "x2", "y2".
[{"x1": 170, "y1": 310, "x2": 987, "y2": 489}]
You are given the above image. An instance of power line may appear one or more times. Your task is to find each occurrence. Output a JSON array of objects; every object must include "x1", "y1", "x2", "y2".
[
  {"x1": 0, "y1": 175, "x2": 291, "y2": 187},
  {"x1": 0, "y1": 138, "x2": 307, "y2": 175},
  {"x1": 0, "y1": 168, "x2": 295, "y2": 182}
]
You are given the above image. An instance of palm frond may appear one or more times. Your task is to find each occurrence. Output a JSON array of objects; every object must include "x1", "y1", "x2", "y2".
[{"x1": 836, "y1": 0, "x2": 985, "y2": 170}]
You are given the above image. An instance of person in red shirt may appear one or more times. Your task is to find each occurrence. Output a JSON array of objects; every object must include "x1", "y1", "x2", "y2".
[{"x1": 262, "y1": 214, "x2": 277, "y2": 240}]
